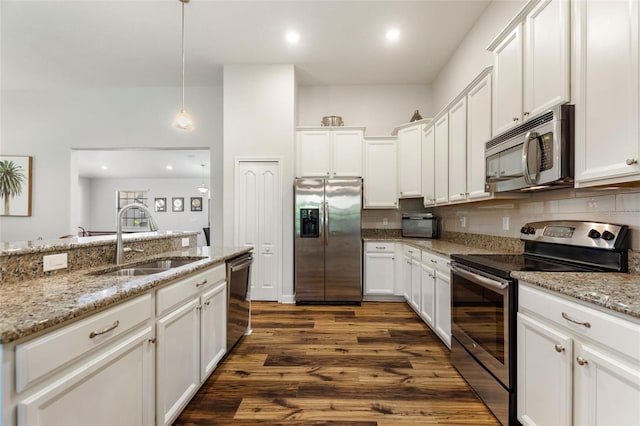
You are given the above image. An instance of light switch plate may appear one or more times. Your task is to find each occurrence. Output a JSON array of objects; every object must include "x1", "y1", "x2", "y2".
[
  {"x1": 181, "y1": 238, "x2": 190, "y2": 247},
  {"x1": 43, "y1": 253, "x2": 68, "y2": 272},
  {"x1": 502, "y1": 216, "x2": 510, "y2": 231}
]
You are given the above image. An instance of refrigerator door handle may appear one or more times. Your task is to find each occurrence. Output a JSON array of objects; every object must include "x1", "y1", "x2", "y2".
[{"x1": 324, "y1": 201, "x2": 329, "y2": 246}]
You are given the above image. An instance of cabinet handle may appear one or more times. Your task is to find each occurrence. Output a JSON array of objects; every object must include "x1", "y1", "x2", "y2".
[
  {"x1": 148, "y1": 337, "x2": 157, "y2": 344},
  {"x1": 196, "y1": 305, "x2": 202, "y2": 311},
  {"x1": 523, "y1": 112, "x2": 530, "y2": 117},
  {"x1": 561, "y1": 312, "x2": 591, "y2": 328},
  {"x1": 626, "y1": 158, "x2": 638, "y2": 165},
  {"x1": 576, "y1": 356, "x2": 588, "y2": 366},
  {"x1": 430, "y1": 259, "x2": 437, "y2": 264},
  {"x1": 89, "y1": 320, "x2": 120, "y2": 339},
  {"x1": 375, "y1": 246, "x2": 386, "y2": 250},
  {"x1": 513, "y1": 117, "x2": 519, "y2": 122},
  {"x1": 554, "y1": 344, "x2": 565, "y2": 353},
  {"x1": 205, "y1": 300, "x2": 211, "y2": 306},
  {"x1": 196, "y1": 279, "x2": 208, "y2": 288}
]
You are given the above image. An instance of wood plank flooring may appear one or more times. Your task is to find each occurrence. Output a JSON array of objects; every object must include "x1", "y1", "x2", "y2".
[{"x1": 174, "y1": 302, "x2": 499, "y2": 425}]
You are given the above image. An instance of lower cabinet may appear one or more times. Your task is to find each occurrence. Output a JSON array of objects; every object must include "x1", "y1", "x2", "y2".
[
  {"x1": 518, "y1": 282, "x2": 640, "y2": 426},
  {"x1": 156, "y1": 265, "x2": 227, "y2": 426},
  {"x1": 363, "y1": 242, "x2": 397, "y2": 299},
  {"x1": 421, "y1": 251, "x2": 451, "y2": 348}
]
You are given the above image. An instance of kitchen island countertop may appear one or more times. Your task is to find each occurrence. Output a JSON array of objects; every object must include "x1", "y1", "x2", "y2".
[{"x1": 0, "y1": 246, "x2": 250, "y2": 344}]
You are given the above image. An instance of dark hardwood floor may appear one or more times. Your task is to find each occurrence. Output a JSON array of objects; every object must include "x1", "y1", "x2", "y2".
[{"x1": 174, "y1": 302, "x2": 499, "y2": 425}]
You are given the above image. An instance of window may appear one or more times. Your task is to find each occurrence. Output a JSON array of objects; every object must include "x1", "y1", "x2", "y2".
[{"x1": 117, "y1": 190, "x2": 149, "y2": 230}]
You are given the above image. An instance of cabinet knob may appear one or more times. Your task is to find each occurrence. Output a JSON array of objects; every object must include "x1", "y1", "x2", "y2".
[
  {"x1": 523, "y1": 112, "x2": 530, "y2": 117},
  {"x1": 430, "y1": 259, "x2": 437, "y2": 264},
  {"x1": 205, "y1": 300, "x2": 211, "y2": 306},
  {"x1": 626, "y1": 158, "x2": 638, "y2": 165},
  {"x1": 513, "y1": 117, "x2": 519, "y2": 122},
  {"x1": 148, "y1": 337, "x2": 157, "y2": 344},
  {"x1": 326, "y1": 172, "x2": 330, "y2": 175},
  {"x1": 576, "y1": 356, "x2": 588, "y2": 366},
  {"x1": 554, "y1": 344, "x2": 565, "y2": 353}
]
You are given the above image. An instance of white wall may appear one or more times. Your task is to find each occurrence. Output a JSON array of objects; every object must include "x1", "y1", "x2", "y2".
[
  {"x1": 223, "y1": 64, "x2": 296, "y2": 301},
  {"x1": 0, "y1": 86, "x2": 223, "y2": 243},
  {"x1": 85, "y1": 177, "x2": 209, "y2": 246},
  {"x1": 298, "y1": 84, "x2": 433, "y2": 135},
  {"x1": 431, "y1": 0, "x2": 526, "y2": 112}
]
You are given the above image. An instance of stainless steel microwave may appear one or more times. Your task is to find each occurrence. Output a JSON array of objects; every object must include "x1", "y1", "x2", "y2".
[
  {"x1": 402, "y1": 214, "x2": 438, "y2": 238},
  {"x1": 485, "y1": 104, "x2": 574, "y2": 192}
]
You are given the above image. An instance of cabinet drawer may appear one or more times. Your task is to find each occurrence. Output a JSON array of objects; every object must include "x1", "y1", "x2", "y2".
[
  {"x1": 157, "y1": 264, "x2": 225, "y2": 317},
  {"x1": 519, "y1": 283, "x2": 640, "y2": 361},
  {"x1": 403, "y1": 244, "x2": 421, "y2": 261},
  {"x1": 421, "y1": 251, "x2": 450, "y2": 274},
  {"x1": 15, "y1": 293, "x2": 152, "y2": 392},
  {"x1": 365, "y1": 242, "x2": 395, "y2": 253}
]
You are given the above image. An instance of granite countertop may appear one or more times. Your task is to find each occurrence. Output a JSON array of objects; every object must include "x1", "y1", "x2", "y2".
[
  {"x1": 0, "y1": 246, "x2": 250, "y2": 344},
  {"x1": 363, "y1": 236, "x2": 515, "y2": 257},
  {"x1": 513, "y1": 271, "x2": 640, "y2": 320}
]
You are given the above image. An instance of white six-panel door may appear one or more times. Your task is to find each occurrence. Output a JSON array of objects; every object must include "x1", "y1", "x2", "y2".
[{"x1": 236, "y1": 161, "x2": 281, "y2": 301}]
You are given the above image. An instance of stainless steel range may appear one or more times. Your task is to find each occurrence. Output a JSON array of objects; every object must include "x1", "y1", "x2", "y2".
[{"x1": 449, "y1": 220, "x2": 630, "y2": 425}]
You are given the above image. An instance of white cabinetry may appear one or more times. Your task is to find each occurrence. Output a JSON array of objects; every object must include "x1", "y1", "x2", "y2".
[
  {"x1": 467, "y1": 73, "x2": 492, "y2": 200},
  {"x1": 401, "y1": 245, "x2": 421, "y2": 311},
  {"x1": 13, "y1": 295, "x2": 155, "y2": 426},
  {"x1": 420, "y1": 251, "x2": 451, "y2": 348},
  {"x1": 363, "y1": 242, "x2": 396, "y2": 300},
  {"x1": 434, "y1": 115, "x2": 449, "y2": 205},
  {"x1": 422, "y1": 125, "x2": 436, "y2": 207},
  {"x1": 397, "y1": 124, "x2": 423, "y2": 198},
  {"x1": 574, "y1": 0, "x2": 640, "y2": 187},
  {"x1": 490, "y1": 0, "x2": 570, "y2": 135},
  {"x1": 156, "y1": 264, "x2": 227, "y2": 426},
  {"x1": 364, "y1": 139, "x2": 398, "y2": 208},
  {"x1": 420, "y1": 259, "x2": 436, "y2": 328},
  {"x1": 518, "y1": 282, "x2": 640, "y2": 426},
  {"x1": 448, "y1": 97, "x2": 468, "y2": 203},
  {"x1": 297, "y1": 129, "x2": 363, "y2": 178}
]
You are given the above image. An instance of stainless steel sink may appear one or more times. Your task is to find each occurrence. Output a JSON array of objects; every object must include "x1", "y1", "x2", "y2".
[{"x1": 94, "y1": 257, "x2": 203, "y2": 277}]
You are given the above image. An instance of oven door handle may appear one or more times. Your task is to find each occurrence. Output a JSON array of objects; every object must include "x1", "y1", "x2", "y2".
[{"x1": 450, "y1": 263, "x2": 509, "y2": 290}]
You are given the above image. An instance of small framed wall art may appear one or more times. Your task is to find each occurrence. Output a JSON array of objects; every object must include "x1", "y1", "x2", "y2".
[
  {"x1": 172, "y1": 197, "x2": 184, "y2": 212},
  {"x1": 190, "y1": 197, "x2": 203, "y2": 212},
  {"x1": 154, "y1": 197, "x2": 166, "y2": 212},
  {"x1": 0, "y1": 155, "x2": 32, "y2": 217}
]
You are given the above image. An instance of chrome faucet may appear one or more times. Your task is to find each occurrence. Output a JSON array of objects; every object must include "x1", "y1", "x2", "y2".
[{"x1": 115, "y1": 203, "x2": 159, "y2": 264}]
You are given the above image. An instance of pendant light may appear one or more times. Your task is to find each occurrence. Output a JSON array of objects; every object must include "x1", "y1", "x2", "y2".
[
  {"x1": 197, "y1": 164, "x2": 209, "y2": 194},
  {"x1": 174, "y1": 0, "x2": 193, "y2": 130}
]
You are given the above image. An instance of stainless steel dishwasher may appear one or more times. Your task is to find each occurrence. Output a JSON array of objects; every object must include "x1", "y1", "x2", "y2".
[{"x1": 226, "y1": 252, "x2": 253, "y2": 351}]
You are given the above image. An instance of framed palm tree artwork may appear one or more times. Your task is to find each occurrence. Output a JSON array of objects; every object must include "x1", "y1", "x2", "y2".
[{"x1": 0, "y1": 156, "x2": 32, "y2": 216}]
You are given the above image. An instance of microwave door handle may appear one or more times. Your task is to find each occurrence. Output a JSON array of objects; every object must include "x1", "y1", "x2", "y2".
[{"x1": 522, "y1": 131, "x2": 540, "y2": 184}]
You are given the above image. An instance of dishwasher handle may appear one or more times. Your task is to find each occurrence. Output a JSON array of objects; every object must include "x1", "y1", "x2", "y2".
[{"x1": 229, "y1": 255, "x2": 253, "y2": 272}]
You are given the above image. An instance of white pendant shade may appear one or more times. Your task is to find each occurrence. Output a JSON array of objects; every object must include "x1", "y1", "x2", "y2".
[{"x1": 174, "y1": 109, "x2": 193, "y2": 130}]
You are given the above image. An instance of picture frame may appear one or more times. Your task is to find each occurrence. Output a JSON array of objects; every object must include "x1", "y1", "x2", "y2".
[
  {"x1": 0, "y1": 155, "x2": 32, "y2": 217},
  {"x1": 154, "y1": 197, "x2": 166, "y2": 212},
  {"x1": 190, "y1": 197, "x2": 203, "y2": 212},
  {"x1": 172, "y1": 197, "x2": 184, "y2": 212}
]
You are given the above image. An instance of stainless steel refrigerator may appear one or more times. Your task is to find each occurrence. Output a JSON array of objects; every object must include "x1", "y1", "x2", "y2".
[{"x1": 294, "y1": 178, "x2": 362, "y2": 303}]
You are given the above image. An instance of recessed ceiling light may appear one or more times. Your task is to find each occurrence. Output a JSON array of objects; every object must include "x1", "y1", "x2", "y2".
[
  {"x1": 386, "y1": 29, "x2": 400, "y2": 42},
  {"x1": 286, "y1": 31, "x2": 300, "y2": 44},
  {"x1": 166, "y1": 165, "x2": 173, "y2": 170},
  {"x1": 100, "y1": 165, "x2": 108, "y2": 170}
]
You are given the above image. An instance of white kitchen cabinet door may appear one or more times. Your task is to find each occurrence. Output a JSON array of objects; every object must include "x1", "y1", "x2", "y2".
[
  {"x1": 573, "y1": 342, "x2": 640, "y2": 426},
  {"x1": 297, "y1": 131, "x2": 331, "y2": 177},
  {"x1": 574, "y1": 0, "x2": 640, "y2": 187},
  {"x1": 422, "y1": 125, "x2": 436, "y2": 207},
  {"x1": 448, "y1": 97, "x2": 468, "y2": 203},
  {"x1": 467, "y1": 73, "x2": 492, "y2": 200},
  {"x1": 332, "y1": 130, "x2": 363, "y2": 177},
  {"x1": 236, "y1": 161, "x2": 281, "y2": 301},
  {"x1": 200, "y1": 281, "x2": 227, "y2": 382},
  {"x1": 364, "y1": 252, "x2": 396, "y2": 296},
  {"x1": 410, "y1": 257, "x2": 421, "y2": 313},
  {"x1": 17, "y1": 327, "x2": 154, "y2": 426},
  {"x1": 157, "y1": 298, "x2": 201, "y2": 426},
  {"x1": 420, "y1": 262, "x2": 436, "y2": 328},
  {"x1": 524, "y1": 0, "x2": 570, "y2": 119},
  {"x1": 364, "y1": 139, "x2": 398, "y2": 208},
  {"x1": 517, "y1": 313, "x2": 573, "y2": 426},
  {"x1": 401, "y1": 254, "x2": 412, "y2": 304},
  {"x1": 434, "y1": 115, "x2": 449, "y2": 205},
  {"x1": 434, "y1": 269, "x2": 451, "y2": 348},
  {"x1": 397, "y1": 124, "x2": 422, "y2": 198},
  {"x1": 493, "y1": 24, "x2": 523, "y2": 135}
]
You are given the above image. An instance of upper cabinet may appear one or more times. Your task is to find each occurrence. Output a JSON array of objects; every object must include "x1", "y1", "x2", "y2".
[
  {"x1": 434, "y1": 115, "x2": 449, "y2": 205},
  {"x1": 467, "y1": 73, "x2": 493, "y2": 200},
  {"x1": 296, "y1": 128, "x2": 364, "y2": 178},
  {"x1": 397, "y1": 124, "x2": 423, "y2": 198},
  {"x1": 364, "y1": 138, "x2": 398, "y2": 209},
  {"x1": 573, "y1": 0, "x2": 640, "y2": 187},
  {"x1": 489, "y1": 0, "x2": 570, "y2": 135},
  {"x1": 448, "y1": 97, "x2": 468, "y2": 203},
  {"x1": 422, "y1": 125, "x2": 436, "y2": 207}
]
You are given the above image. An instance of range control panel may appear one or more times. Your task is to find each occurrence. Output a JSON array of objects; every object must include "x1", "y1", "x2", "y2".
[{"x1": 520, "y1": 220, "x2": 629, "y2": 250}]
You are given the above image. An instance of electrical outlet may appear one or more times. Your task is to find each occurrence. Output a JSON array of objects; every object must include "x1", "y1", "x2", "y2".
[
  {"x1": 502, "y1": 216, "x2": 510, "y2": 231},
  {"x1": 382, "y1": 218, "x2": 388, "y2": 226},
  {"x1": 460, "y1": 216, "x2": 467, "y2": 228},
  {"x1": 43, "y1": 253, "x2": 68, "y2": 272},
  {"x1": 181, "y1": 238, "x2": 190, "y2": 247}
]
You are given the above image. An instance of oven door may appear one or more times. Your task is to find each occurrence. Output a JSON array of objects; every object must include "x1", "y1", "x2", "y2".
[{"x1": 450, "y1": 262, "x2": 511, "y2": 388}]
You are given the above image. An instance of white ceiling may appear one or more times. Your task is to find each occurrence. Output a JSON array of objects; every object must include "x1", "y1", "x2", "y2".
[
  {"x1": 76, "y1": 149, "x2": 210, "y2": 178},
  {"x1": 1, "y1": 0, "x2": 491, "y2": 89}
]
